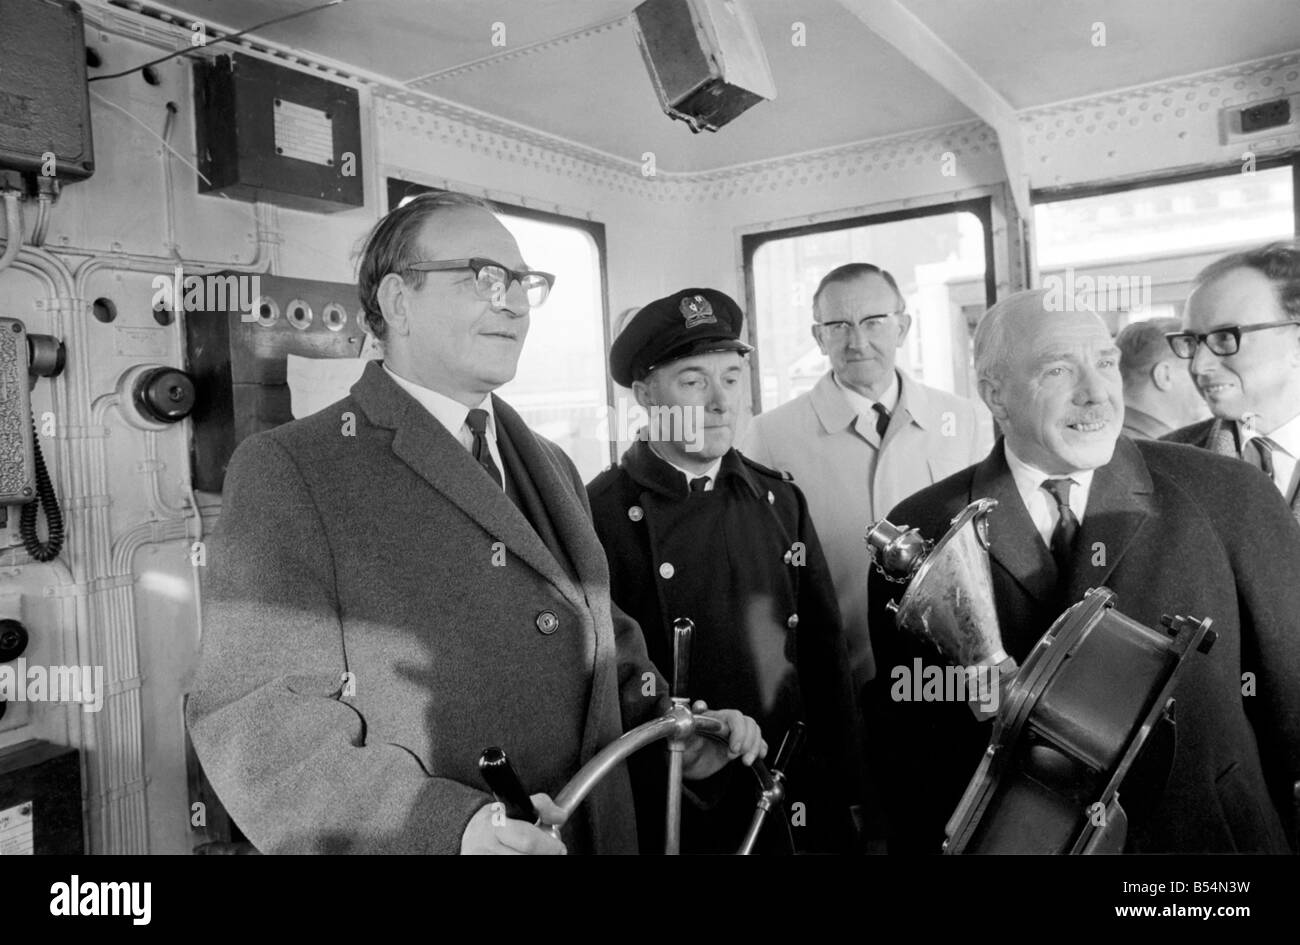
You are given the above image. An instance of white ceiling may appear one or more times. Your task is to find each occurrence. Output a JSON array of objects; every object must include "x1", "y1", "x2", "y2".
[{"x1": 149, "y1": 0, "x2": 1300, "y2": 171}]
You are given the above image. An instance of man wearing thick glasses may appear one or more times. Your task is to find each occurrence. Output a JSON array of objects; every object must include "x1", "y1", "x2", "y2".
[
  {"x1": 187, "y1": 192, "x2": 764, "y2": 855},
  {"x1": 1163, "y1": 241, "x2": 1300, "y2": 523},
  {"x1": 742, "y1": 263, "x2": 991, "y2": 691}
]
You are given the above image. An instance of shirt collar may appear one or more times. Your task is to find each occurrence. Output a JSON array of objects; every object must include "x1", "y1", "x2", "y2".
[
  {"x1": 1004, "y1": 440, "x2": 1096, "y2": 502},
  {"x1": 383, "y1": 363, "x2": 495, "y2": 438},
  {"x1": 1264, "y1": 409, "x2": 1300, "y2": 458},
  {"x1": 649, "y1": 446, "x2": 723, "y2": 488},
  {"x1": 833, "y1": 370, "x2": 900, "y2": 419}
]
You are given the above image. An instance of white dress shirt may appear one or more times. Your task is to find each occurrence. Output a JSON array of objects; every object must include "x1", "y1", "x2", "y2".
[
  {"x1": 835, "y1": 371, "x2": 900, "y2": 444},
  {"x1": 650, "y1": 444, "x2": 722, "y2": 491},
  {"x1": 384, "y1": 364, "x2": 505, "y2": 490},
  {"x1": 1004, "y1": 442, "x2": 1095, "y2": 549},
  {"x1": 1260, "y1": 409, "x2": 1300, "y2": 503}
]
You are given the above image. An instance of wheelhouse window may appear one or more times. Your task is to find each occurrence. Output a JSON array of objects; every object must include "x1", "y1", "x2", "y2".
[
  {"x1": 743, "y1": 200, "x2": 995, "y2": 412},
  {"x1": 1033, "y1": 160, "x2": 1298, "y2": 333}
]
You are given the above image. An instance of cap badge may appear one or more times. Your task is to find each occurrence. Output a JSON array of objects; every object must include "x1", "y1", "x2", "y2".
[{"x1": 680, "y1": 295, "x2": 717, "y2": 329}]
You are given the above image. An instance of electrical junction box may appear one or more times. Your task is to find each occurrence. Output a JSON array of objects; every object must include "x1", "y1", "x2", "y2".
[
  {"x1": 0, "y1": 0, "x2": 95, "y2": 180},
  {"x1": 193, "y1": 53, "x2": 364, "y2": 213}
]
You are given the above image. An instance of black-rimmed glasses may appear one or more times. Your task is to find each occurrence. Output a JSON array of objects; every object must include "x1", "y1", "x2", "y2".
[
  {"x1": 1165, "y1": 320, "x2": 1298, "y2": 359},
  {"x1": 401, "y1": 257, "x2": 555, "y2": 307}
]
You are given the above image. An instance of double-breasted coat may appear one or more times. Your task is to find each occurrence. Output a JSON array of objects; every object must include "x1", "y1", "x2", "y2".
[{"x1": 587, "y1": 440, "x2": 865, "y2": 852}]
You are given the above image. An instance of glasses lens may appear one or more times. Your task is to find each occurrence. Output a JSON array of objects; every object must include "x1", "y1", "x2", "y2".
[
  {"x1": 1167, "y1": 334, "x2": 1195, "y2": 359},
  {"x1": 520, "y1": 274, "x2": 550, "y2": 307},
  {"x1": 474, "y1": 264, "x2": 508, "y2": 300},
  {"x1": 1206, "y1": 329, "x2": 1240, "y2": 357}
]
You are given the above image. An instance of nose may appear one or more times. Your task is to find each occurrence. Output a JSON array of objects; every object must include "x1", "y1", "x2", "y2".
[
  {"x1": 1188, "y1": 338, "x2": 1220, "y2": 376},
  {"x1": 1076, "y1": 362, "x2": 1110, "y2": 404},
  {"x1": 706, "y1": 377, "x2": 738, "y2": 414},
  {"x1": 492, "y1": 277, "x2": 531, "y2": 318}
]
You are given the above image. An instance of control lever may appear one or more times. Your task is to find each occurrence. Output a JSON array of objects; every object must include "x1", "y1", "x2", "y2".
[
  {"x1": 477, "y1": 747, "x2": 539, "y2": 824},
  {"x1": 770, "y1": 721, "x2": 805, "y2": 781}
]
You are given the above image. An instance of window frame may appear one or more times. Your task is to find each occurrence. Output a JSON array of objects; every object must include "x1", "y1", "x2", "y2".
[
  {"x1": 386, "y1": 177, "x2": 617, "y2": 466},
  {"x1": 1030, "y1": 152, "x2": 1300, "y2": 233},
  {"x1": 740, "y1": 196, "x2": 999, "y2": 415}
]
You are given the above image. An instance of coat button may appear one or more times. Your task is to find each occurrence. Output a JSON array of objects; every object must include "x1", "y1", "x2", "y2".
[
  {"x1": 536, "y1": 611, "x2": 559, "y2": 634},
  {"x1": 628, "y1": 505, "x2": 643, "y2": 522},
  {"x1": 783, "y1": 550, "x2": 793, "y2": 564},
  {"x1": 767, "y1": 491, "x2": 775, "y2": 504},
  {"x1": 786, "y1": 613, "x2": 799, "y2": 629},
  {"x1": 659, "y1": 562, "x2": 675, "y2": 579}
]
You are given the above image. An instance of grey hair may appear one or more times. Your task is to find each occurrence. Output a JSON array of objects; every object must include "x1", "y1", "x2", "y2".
[
  {"x1": 811, "y1": 263, "x2": 905, "y2": 316},
  {"x1": 973, "y1": 289, "x2": 1052, "y2": 385}
]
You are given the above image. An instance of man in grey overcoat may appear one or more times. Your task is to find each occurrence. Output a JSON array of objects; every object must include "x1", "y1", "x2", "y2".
[{"x1": 186, "y1": 192, "x2": 763, "y2": 855}]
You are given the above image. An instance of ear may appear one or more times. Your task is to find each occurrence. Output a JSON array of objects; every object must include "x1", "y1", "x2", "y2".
[
  {"x1": 978, "y1": 376, "x2": 1009, "y2": 424},
  {"x1": 810, "y1": 322, "x2": 828, "y2": 356},
  {"x1": 1151, "y1": 360, "x2": 1175, "y2": 392},
  {"x1": 377, "y1": 272, "x2": 411, "y2": 337},
  {"x1": 895, "y1": 311, "x2": 913, "y2": 345},
  {"x1": 632, "y1": 378, "x2": 654, "y2": 411}
]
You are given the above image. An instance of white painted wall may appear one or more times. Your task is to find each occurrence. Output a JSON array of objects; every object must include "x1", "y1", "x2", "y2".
[{"x1": 1, "y1": 7, "x2": 1296, "y2": 854}]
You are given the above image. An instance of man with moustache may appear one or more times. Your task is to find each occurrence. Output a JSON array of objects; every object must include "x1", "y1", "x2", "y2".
[
  {"x1": 741, "y1": 264, "x2": 991, "y2": 693},
  {"x1": 866, "y1": 288, "x2": 1300, "y2": 854},
  {"x1": 588, "y1": 288, "x2": 864, "y2": 853},
  {"x1": 187, "y1": 194, "x2": 764, "y2": 856},
  {"x1": 1163, "y1": 241, "x2": 1300, "y2": 521},
  {"x1": 1115, "y1": 317, "x2": 1210, "y2": 439}
]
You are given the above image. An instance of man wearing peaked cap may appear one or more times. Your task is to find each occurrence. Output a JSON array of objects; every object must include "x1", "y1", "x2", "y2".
[{"x1": 590, "y1": 287, "x2": 867, "y2": 853}]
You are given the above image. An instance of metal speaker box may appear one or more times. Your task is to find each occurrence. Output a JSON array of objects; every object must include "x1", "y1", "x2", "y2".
[
  {"x1": 185, "y1": 274, "x2": 366, "y2": 492},
  {"x1": 0, "y1": 0, "x2": 95, "y2": 179},
  {"x1": 194, "y1": 53, "x2": 364, "y2": 213},
  {"x1": 632, "y1": 0, "x2": 776, "y2": 133}
]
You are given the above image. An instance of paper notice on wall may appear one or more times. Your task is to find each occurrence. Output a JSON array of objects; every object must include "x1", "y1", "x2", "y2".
[
  {"x1": 0, "y1": 801, "x2": 34, "y2": 854},
  {"x1": 287, "y1": 352, "x2": 376, "y2": 419}
]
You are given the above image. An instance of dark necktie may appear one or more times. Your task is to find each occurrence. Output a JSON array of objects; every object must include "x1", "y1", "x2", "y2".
[
  {"x1": 1042, "y1": 477, "x2": 1079, "y2": 577},
  {"x1": 1246, "y1": 435, "x2": 1276, "y2": 480},
  {"x1": 465, "y1": 408, "x2": 504, "y2": 490},
  {"x1": 872, "y1": 403, "x2": 891, "y2": 440},
  {"x1": 1249, "y1": 436, "x2": 1300, "y2": 523},
  {"x1": 689, "y1": 475, "x2": 710, "y2": 493}
]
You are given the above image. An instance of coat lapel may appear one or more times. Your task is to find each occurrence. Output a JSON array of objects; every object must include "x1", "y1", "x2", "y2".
[
  {"x1": 351, "y1": 362, "x2": 584, "y2": 609},
  {"x1": 491, "y1": 395, "x2": 609, "y2": 605},
  {"x1": 971, "y1": 440, "x2": 1060, "y2": 605},
  {"x1": 1065, "y1": 436, "x2": 1154, "y2": 601}
]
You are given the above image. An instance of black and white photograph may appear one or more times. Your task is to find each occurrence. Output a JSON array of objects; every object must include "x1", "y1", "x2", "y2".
[{"x1": 0, "y1": 0, "x2": 1298, "y2": 922}]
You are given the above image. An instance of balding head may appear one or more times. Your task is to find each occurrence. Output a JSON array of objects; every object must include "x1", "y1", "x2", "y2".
[{"x1": 974, "y1": 289, "x2": 1123, "y2": 473}]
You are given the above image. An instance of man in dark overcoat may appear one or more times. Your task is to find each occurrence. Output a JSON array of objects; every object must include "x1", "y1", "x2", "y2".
[
  {"x1": 588, "y1": 288, "x2": 865, "y2": 853},
  {"x1": 186, "y1": 194, "x2": 763, "y2": 855},
  {"x1": 866, "y1": 288, "x2": 1300, "y2": 854}
]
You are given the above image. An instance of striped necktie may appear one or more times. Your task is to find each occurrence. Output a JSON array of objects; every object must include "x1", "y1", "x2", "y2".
[{"x1": 465, "y1": 408, "x2": 504, "y2": 490}]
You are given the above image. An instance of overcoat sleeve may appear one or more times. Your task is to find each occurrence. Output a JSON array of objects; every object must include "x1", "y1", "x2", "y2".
[
  {"x1": 186, "y1": 434, "x2": 491, "y2": 854},
  {"x1": 1214, "y1": 467, "x2": 1300, "y2": 843}
]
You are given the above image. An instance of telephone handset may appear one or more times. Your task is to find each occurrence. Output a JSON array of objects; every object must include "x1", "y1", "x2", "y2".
[{"x1": 0, "y1": 317, "x2": 65, "y2": 561}]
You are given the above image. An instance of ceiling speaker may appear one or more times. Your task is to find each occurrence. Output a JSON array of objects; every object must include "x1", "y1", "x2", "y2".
[{"x1": 632, "y1": 0, "x2": 776, "y2": 133}]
